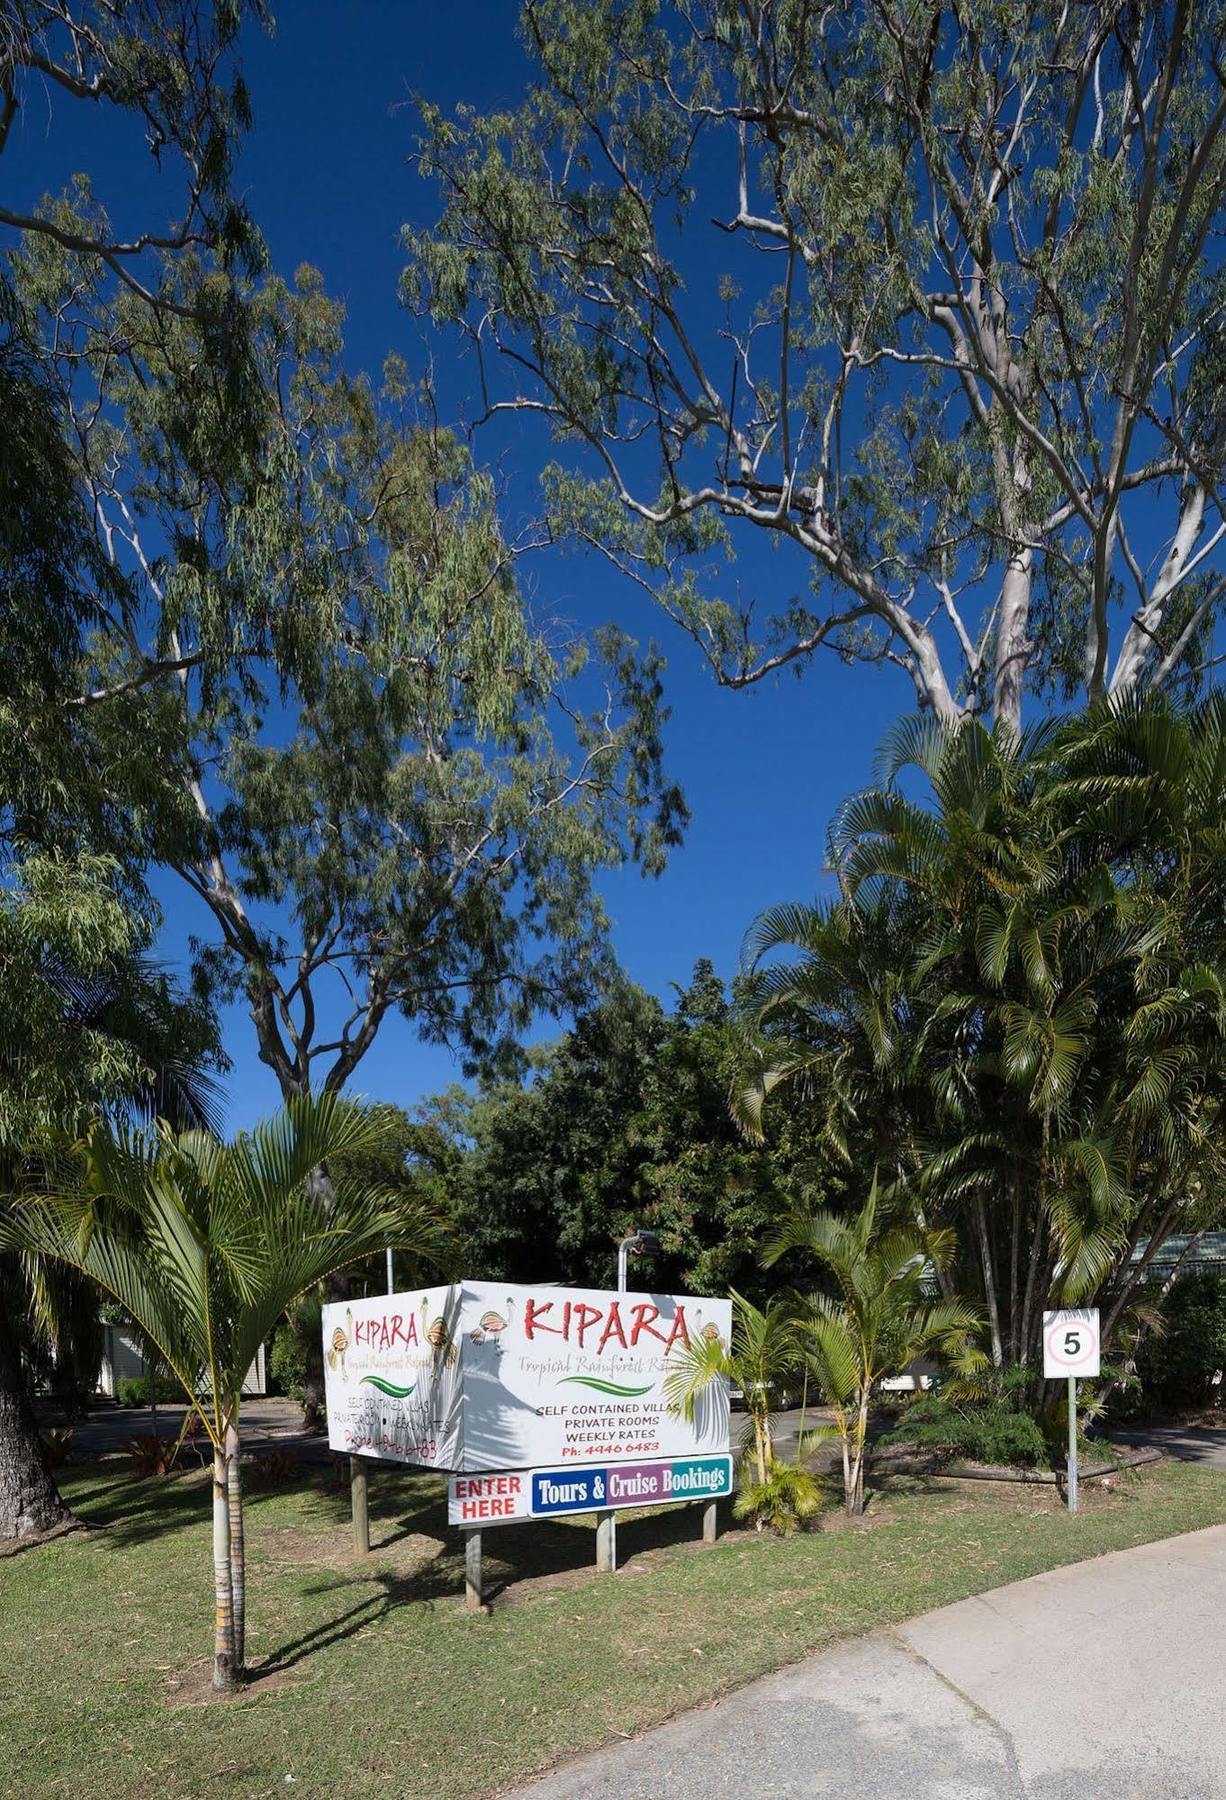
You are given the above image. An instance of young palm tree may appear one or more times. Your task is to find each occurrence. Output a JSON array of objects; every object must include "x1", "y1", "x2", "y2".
[
  {"x1": 766, "y1": 1179, "x2": 985, "y2": 1515},
  {"x1": 663, "y1": 1292, "x2": 822, "y2": 1530},
  {"x1": 4, "y1": 1093, "x2": 448, "y2": 1690}
]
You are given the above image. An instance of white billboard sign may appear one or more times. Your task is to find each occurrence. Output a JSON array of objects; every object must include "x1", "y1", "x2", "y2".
[
  {"x1": 323, "y1": 1280, "x2": 731, "y2": 1472},
  {"x1": 1043, "y1": 1307, "x2": 1101, "y2": 1379}
]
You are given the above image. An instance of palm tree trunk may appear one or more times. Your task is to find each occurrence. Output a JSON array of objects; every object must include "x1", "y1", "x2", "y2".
[
  {"x1": 848, "y1": 1393, "x2": 870, "y2": 1517},
  {"x1": 212, "y1": 1445, "x2": 237, "y2": 1692},
  {"x1": 752, "y1": 1409, "x2": 768, "y2": 1485},
  {"x1": 1008, "y1": 1174, "x2": 1021, "y2": 1363},
  {"x1": 974, "y1": 1196, "x2": 1004, "y2": 1368},
  {"x1": 0, "y1": 1290, "x2": 72, "y2": 1542},
  {"x1": 225, "y1": 1417, "x2": 245, "y2": 1676},
  {"x1": 299, "y1": 1164, "x2": 341, "y2": 1430}
]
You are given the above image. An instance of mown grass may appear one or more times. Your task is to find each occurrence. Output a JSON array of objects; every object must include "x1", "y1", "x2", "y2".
[{"x1": 3, "y1": 1457, "x2": 1225, "y2": 1799}]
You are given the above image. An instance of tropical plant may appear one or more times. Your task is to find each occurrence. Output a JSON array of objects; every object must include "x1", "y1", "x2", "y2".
[
  {"x1": 883, "y1": 1372, "x2": 1052, "y2": 1470},
  {"x1": 1132, "y1": 1275, "x2": 1226, "y2": 1416},
  {"x1": 766, "y1": 1180, "x2": 985, "y2": 1515},
  {"x1": 737, "y1": 701, "x2": 1226, "y2": 1390},
  {"x1": 731, "y1": 1461, "x2": 823, "y2": 1536},
  {"x1": 664, "y1": 1291, "x2": 801, "y2": 1525},
  {"x1": 2, "y1": 1093, "x2": 448, "y2": 1691}
]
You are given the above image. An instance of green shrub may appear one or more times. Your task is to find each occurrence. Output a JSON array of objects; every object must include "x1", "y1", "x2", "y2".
[
  {"x1": 269, "y1": 1312, "x2": 312, "y2": 1402},
  {"x1": 885, "y1": 1387, "x2": 1051, "y2": 1469},
  {"x1": 1133, "y1": 1275, "x2": 1226, "y2": 1414},
  {"x1": 732, "y1": 1460, "x2": 824, "y2": 1533},
  {"x1": 115, "y1": 1373, "x2": 180, "y2": 1407}
]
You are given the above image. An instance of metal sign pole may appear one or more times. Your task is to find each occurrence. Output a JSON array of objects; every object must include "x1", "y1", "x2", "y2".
[
  {"x1": 1067, "y1": 1374, "x2": 1078, "y2": 1515},
  {"x1": 598, "y1": 1246, "x2": 633, "y2": 1574}
]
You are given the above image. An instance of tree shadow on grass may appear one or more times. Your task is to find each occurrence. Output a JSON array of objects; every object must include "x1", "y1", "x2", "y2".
[{"x1": 253, "y1": 1499, "x2": 727, "y2": 1677}]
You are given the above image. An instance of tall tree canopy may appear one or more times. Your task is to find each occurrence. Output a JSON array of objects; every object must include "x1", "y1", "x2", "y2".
[
  {"x1": 0, "y1": 0, "x2": 257, "y2": 1540},
  {"x1": 409, "y1": 0, "x2": 1226, "y2": 733},
  {"x1": 14, "y1": 252, "x2": 684, "y2": 1093}
]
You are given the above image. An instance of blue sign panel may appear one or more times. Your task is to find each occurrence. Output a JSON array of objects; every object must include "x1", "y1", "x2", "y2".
[
  {"x1": 530, "y1": 1466, "x2": 610, "y2": 1515},
  {"x1": 529, "y1": 1455, "x2": 732, "y2": 1518}
]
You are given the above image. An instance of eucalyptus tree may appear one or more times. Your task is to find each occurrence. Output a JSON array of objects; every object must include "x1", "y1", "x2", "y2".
[
  {"x1": 3, "y1": 1094, "x2": 448, "y2": 1691},
  {"x1": 737, "y1": 701, "x2": 1226, "y2": 1382},
  {"x1": 18, "y1": 256, "x2": 684, "y2": 1105},
  {"x1": 1, "y1": 0, "x2": 261, "y2": 1542},
  {"x1": 409, "y1": 0, "x2": 1226, "y2": 732}
]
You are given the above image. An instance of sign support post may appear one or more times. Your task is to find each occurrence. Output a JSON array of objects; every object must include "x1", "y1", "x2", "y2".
[
  {"x1": 464, "y1": 1528, "x2": 485, "y2": 1613},
  {"x1": 702, "y1": 1498, "x2": 719, "y2": 1544},
  {"x1": 351, "y1": 1455, "x2": 369, "y2": 1553},
  {"x1": 1067, "y1": 1375, "x2": 1078, "y2": 1515},
  {"x1": 595, "y1": 1508, "x2": 615, "y2": 1574}
]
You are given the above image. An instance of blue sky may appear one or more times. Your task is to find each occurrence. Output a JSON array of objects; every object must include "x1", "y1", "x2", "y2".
[{"x1": 8, "y1": 3, "x2": 914, "y2": 1126}]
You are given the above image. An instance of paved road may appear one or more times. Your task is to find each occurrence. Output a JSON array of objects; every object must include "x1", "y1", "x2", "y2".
[
  {"x1": 37, "y1": 1396, "x2": 330, "y2": 1459},
  {"x1": 515, "y1": 1524, "x2": 1226, "y2": 1798},
  {"x1": 1109, "y1": 1423, "x2": 1226, "y2": 1468}
]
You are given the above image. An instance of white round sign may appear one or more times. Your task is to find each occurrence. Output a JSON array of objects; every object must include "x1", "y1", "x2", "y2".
[{"x1": 1043, "y1": 1308, "x2": 1101, "y2": 1379}]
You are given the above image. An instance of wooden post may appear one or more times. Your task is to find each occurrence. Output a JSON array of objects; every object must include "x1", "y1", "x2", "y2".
[
  {"x1": 350, "y1": 1454, "x2": 369, "y2": 1554},
  {"x1": 595, "y1": 1508, "x2": 617, "y2": 1573},
  {"x1": 465, "y1": 1528, "x2": 486, "y2": 1612},
  {"x1": 701, "y1": 1498, "x2": 719, "y2": 1545}
]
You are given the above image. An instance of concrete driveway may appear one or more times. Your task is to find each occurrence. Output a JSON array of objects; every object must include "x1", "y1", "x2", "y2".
[{"x1": 514, "y1": 1524, "x2": 1226, "y2": 1798}]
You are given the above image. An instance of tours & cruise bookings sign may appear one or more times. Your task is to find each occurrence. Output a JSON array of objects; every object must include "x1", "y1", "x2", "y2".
[
  {"x1": 322, "y1": 1281, "x2": 732, "y2": 1475},
  {"x1": 448, "y1": 1454, "x2": 734, "y2": 1526}
]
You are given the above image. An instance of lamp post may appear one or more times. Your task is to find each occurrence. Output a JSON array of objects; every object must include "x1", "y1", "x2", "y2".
[
  {"x1": 616, "y1": 1227, "x2": 661, "y2": 1295},
  {"x1": 597, "y1": 1227, "x2": 662, "y2": 1576}
]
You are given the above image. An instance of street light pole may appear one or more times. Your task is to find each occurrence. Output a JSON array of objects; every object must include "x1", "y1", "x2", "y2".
[{"x1": 599, "y1": 1227, "x2": 661, "y2": 1576}]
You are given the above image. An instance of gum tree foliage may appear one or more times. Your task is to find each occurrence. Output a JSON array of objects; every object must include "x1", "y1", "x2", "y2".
[
  {"x1": 1, "y1": 1, "x2": 257, "y2": 1539},
  {"x1": 408, "y1": 0, "x2": 1226, "y2": 734},
  {"x1": 16, "y1": 248, "x2": 685, "y2": 1097},
  {"x1": 735, "y1": 701, "x2": 1226, "y2": 1384}
]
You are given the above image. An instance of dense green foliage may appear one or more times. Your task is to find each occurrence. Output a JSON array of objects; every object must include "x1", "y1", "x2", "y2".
[
  {"x1": 1133, "y1": 1275, "x2": 1226, "y2": 1415},
  {"x1": 432, "y1": 963, "x2": 823, "y2": 1298},
  {"x1": 737, "y1": 702, "x2": 1226, "y2": 1388},
  {"x1": 410, "y1": 0, "x2": 1226, "y2": 732},
  {"x1": 885, "y1": 1379, "x2": 1053, "y2": 1470},
  {"x1": 114, "y1": 1373, "x2": 182, "y2": 1410}
]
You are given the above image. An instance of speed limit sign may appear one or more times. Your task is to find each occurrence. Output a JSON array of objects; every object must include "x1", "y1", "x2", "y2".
[{"x1": 1043, "y1": 1308, "x2": 1101, "y2": 1379}]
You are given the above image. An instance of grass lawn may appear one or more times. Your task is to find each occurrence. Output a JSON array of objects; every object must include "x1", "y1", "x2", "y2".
[{"x1": 3, "y1": 1456, "x2": 1226, "y2": 1799}]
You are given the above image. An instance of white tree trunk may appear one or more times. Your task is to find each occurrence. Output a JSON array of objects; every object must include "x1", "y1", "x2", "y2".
[
  {"x1": 993, "y1": 548, "x2": 1034, "y2": 736},
  {"x1": 225, "y1": 1418, "x2": 245, "y2": 1675},
  {"x1": 212, "y1": 1446, "x2": 237, "y2": 1692}
]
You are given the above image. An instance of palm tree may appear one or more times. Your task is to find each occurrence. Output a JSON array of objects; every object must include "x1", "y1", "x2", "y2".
[
  {"x1": 4, "y1": 1093, "x2": 448, "y2": 1690},
  {"x1": 765, "y1": 1179, "x2": 985, "y2": 1515},
  {"x1": 736, "y1": 702, "x2": 1226, "y2": 1386},
  {"x1": 0, "y1": 905, "x2": 224, "y2": 1544},
  {"x1": 663, "y1": 1292, "x2": 822, "y2": 1530}
]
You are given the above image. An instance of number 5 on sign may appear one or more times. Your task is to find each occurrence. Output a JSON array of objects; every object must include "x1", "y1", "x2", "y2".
[{"x1": 1043, "y1": 1308, "x2": 1101, "y2": 1379}]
